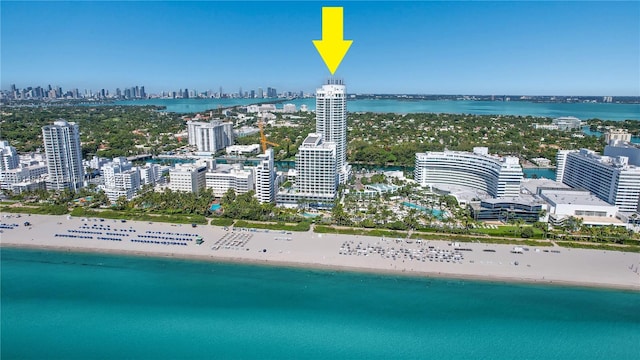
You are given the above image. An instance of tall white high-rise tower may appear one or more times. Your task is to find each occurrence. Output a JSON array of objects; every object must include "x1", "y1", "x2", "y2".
[
  {"x1": 255, "y1": 148, "x2": 275, "y2": 203},
  {"x1": 42, "y1": 119, "x2": 84, "y2": 191},
  {"x1": 315, "y1": 79, "x2": 350, "y2": 184}
]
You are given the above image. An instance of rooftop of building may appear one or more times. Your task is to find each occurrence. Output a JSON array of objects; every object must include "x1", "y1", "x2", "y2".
[
  {"x1": 303, "y1": 134, "x2": 321, "y2": 146},
  {"x1": 416, "y1": 147, "x2": 520, "y2": 165},
  {"x1": 553, "y1": 116, "x2": 581, "y2": 121},
  {"x1": 572, "y1": 148, "x2": 640, "y2": 170},
  {"x1": 364, "y1": 183, "x2": 400, "y2": 193},
  {"x1": 520, "y1": 178, "x2": 569, "y2": 195},
  {"x1": 540, "y1": 189, "x2": 614, "y2": 207},
  {"x1": 480, "y1": 195, "x2": 544, "y2": 207}
]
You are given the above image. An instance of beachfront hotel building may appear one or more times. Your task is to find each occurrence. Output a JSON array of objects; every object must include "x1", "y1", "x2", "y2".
[
  {"x1": 205, "y1": 163, "x2": 254, "y2": 198},
  {"x1": 186, "y1": 120, "x2": 234, "y2": 154},
  {"x1": 168, "y1": 163, "x2": 207, "y2": 193},
  {"x1": 315, "y1": 79, "x2": 350, "y2": 184},
  {"x1": 558, "y1": 149, "x2": 640, "y2": 212},
  {"x1": 139, "y1": 163, "x2": 166, "y2": 186},
  {"x1": 414, "y1": 147, "x2": 523, "y2": 198},
  {"x1": 255, "y1": 148, "x2": 276, "y2": 204},
  {"x1": 42, "y1": 119, "x2": 84, "y2": 191},
  {"x1": 296, "y1": 134, "x2": 337, "y2": 199},
  {"x1": 273, "y1": 80, "x2": 349, "y2": 208},
  {"x1": 100, "y1": 157, "x2": 141, "y2": 202},
  {"x1": 276, "y1": 134, "x2": 338, "y2": 207}
]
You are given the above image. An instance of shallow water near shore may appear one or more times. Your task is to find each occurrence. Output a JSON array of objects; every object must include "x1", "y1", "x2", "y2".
[{"x1": 2, "y1": 248, "x2": 639, "y2": 359}]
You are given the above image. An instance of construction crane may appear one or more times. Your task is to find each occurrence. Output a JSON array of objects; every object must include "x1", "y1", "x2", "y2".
[{"x1": 258, "y1": 117, "x2": 279, "y2": 152}]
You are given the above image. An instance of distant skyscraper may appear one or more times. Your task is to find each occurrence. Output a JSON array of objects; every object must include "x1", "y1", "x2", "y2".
[
  {"x1": 315, "y1": 79, "x2": 349, "y2": 183},
  {"x1": 42, "y1": 120, "x2": 84, "y2": 191},
  {"x1": 257, "y1": 88, "x2": 264, "y2": 99}
]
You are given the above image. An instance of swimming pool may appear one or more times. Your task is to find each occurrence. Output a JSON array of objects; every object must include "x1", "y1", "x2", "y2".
[{"x1": 401, "y1": 202, "x2": 444, "y2": 218}]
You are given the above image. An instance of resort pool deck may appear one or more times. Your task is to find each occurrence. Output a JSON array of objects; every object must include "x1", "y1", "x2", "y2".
[{"x1": 401, "y1": 202, "x2": 445, "y2": 218}]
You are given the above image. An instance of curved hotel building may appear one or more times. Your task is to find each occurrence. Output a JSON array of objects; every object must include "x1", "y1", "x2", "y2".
[{"x1": 415, "y1": 147, "x2": 523, "y2": 198}]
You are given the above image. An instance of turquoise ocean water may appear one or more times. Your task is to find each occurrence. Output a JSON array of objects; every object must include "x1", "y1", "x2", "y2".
[
  {"x1": 2, "y1": 248, "x2": 639, "y2": 359},
  {"x1": 116, "y1": 98, "x2": 640, "y2": 121}
]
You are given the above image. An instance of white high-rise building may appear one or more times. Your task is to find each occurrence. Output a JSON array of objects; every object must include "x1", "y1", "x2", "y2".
[
  {"x1": 42, "y1": 119, "x2": 84, "y2": 191},
  {"x1": 169, "y1": 163, "x2": 207, "y2": 193},
  {"x1": 275, "y1": 134, "x2": 338, "y2": 207},
  {"x1": 295, "y1": 133, "x2": 337, "y2": 200},
  {"x1": 101, "y1": 157, "x2": 141, "y2": 202},
  {"x1": 139, "y1": 163, "x2": 163, "y2": 185},
  {"x1": 187, "y1": 120, "x2": 234, "y2": 154},
  {"x1": 255, "y1": 148, "x2": 275, "y2": 203},
  {"x1": 315, "y1": 79, "x2": 350, "y2": 184},
  {"x1": 555, "y1": 150, "x2": 577, "y2": 183},
  {"x1": 414, "y1": 147, "x2": 523, "y2": 198},
  {"x1": 0, "y1": 140, "x2": 19, "y2": 171},
  {"x1": 559, "y1": 149, "x2": 640, "y2": 212}
]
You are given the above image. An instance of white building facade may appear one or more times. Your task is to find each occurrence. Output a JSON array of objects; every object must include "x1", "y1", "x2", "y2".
[
  {"x1": 254, "y1": 148, "x2": 275, "y2": 203},
  {"x1": 0, "y1": 140, "x2": 19, "y2": 171},
  {"x1": 294, "y1": 134, "x2": 337, "y2": 199},
  {"x1": 42, "y1": 120, "x2": 84, "y2": 191},
  {"x1": 101, "y1": 157, "x2": 141, "y2": 202},
  {"x1": 604, "y1": 129, "x2": 632, "y2": 144},
  {"x1": 187, "y1": 120, "x2": 234, "y2": 154},
  {"x1": 559, "y1": 149, "x2": 640, "y2": 212},
  {"x1": 414, "y1": 147, "x2": 523, "y2": 198},
  {"x1": 168, "y1": 163, "x2": 207, "y2": 193},
  {"x1": 205, "y1": 164, "x2": 254, "y2": 198},
  {"x1": 315, "y1": 79, "x2": 350, "y2": 184},
  {"x1": 555, "y1": 150, "x2": 577, "y2": 183}
]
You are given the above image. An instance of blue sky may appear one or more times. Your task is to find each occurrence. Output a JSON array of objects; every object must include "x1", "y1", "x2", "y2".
[{"x1": 2, "y1": 1, "x2": 639, "y2": 95}]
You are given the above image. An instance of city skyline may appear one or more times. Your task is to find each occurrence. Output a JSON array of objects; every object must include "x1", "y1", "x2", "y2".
[{"x1": 2, "y1": 1, "x2": 639, "y2": 96}]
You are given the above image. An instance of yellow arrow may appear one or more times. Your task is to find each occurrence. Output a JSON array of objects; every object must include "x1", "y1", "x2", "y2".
[{"x1": 312, "y1": 7, "x2": 353, "y2": 75}]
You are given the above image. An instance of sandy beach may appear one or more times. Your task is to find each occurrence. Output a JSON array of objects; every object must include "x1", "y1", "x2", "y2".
[{"x1": 1, "y1": 213, "x2": 639, "y2": 290}]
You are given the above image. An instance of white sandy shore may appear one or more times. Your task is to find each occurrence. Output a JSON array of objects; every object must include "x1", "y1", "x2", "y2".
[{"x1": 1, "y1": 214, "x2": 639, "y2": 290}]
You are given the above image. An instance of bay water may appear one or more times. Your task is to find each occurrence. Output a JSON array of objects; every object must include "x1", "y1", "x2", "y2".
[
  {"x1": 2, "y1": 248, "x2": 639, "y2": 359},
  {"x1": 116, "y1": 98, "x2": 640, "y2": 121}
]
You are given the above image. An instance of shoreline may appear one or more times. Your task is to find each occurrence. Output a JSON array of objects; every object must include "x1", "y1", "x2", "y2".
[
  {"x1": 2, "y1": 214, "x2": 639, "y2": 291},
  {"x1": 3, "y1": 243, "x2": 638, "y2": 292}
]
